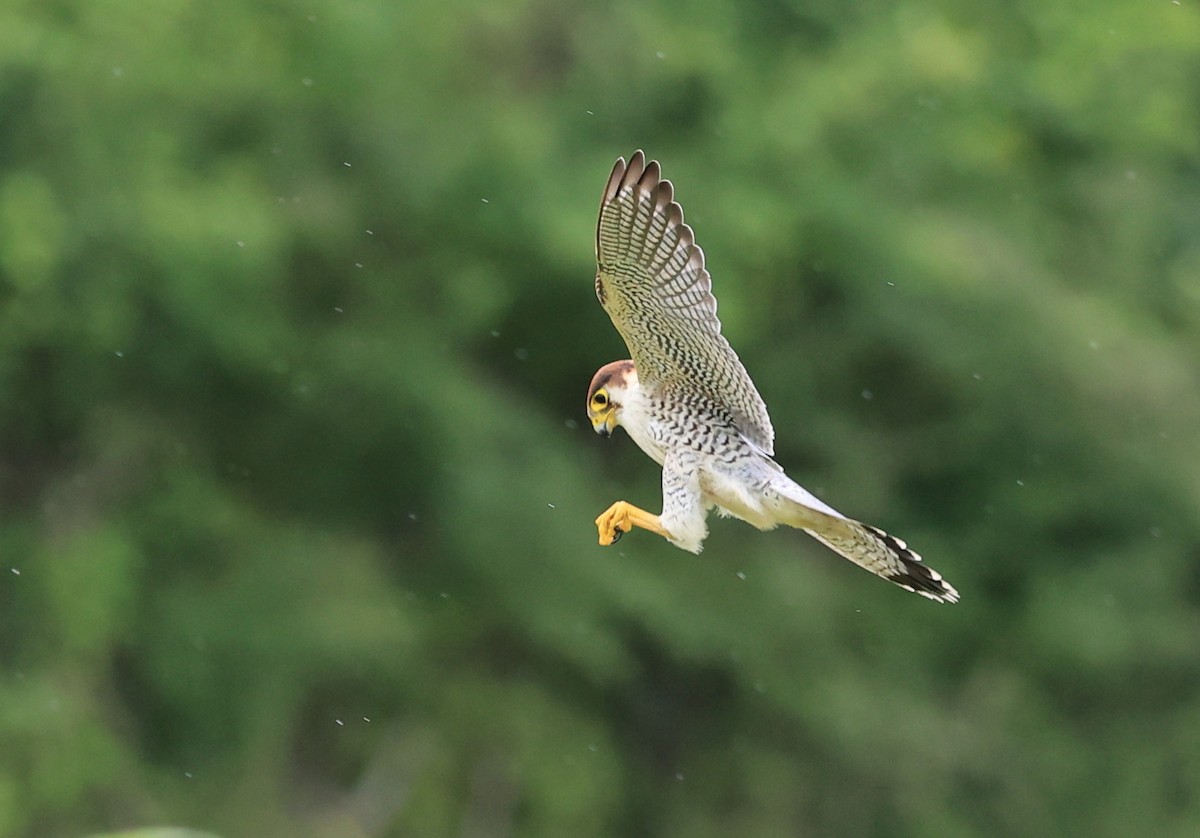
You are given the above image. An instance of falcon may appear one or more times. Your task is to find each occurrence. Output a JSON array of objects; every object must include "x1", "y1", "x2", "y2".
[{"x1": 585, "y1": 151, "x2": 958, "y2": 603}]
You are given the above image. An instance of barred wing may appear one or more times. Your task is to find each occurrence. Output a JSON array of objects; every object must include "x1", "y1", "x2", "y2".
[{"x1": 594, "y1": 151, "x2": 775, "y2": 455}]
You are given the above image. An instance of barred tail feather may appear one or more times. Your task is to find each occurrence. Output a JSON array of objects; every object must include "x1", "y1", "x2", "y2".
[{"x1": 805, "y1": 520, "x2": 959, "y2": 603}]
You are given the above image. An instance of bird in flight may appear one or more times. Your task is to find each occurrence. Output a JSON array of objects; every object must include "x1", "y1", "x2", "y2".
[{"x1": 585, "y1": 151, "x2": 958, "y2": 603}]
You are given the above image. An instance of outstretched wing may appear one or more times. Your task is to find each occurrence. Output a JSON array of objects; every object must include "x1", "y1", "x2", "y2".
[{"x1": 594, "y1": 151, "x2": 775, "y2": 455}]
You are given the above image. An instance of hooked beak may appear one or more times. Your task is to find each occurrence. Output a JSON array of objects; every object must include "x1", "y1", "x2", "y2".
[{"x1": 590, "y1": 410, "x2": 616, "y2": 438}]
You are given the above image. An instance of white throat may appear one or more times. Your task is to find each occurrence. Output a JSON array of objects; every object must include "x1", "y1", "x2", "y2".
[{"x1": 614, "y1": 376, "x2": 666, "y2": 466}]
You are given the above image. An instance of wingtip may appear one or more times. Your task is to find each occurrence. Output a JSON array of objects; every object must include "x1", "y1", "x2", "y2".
[
  {"x1": 602, "y1": 155, "x2": 627, "y2": 204},
  {"x1": 624, "y1": 150, "x2": 650, "y2": 194},
  {"x1": 603, "y1": 149, "x2": 663, "y2": 204},
  {"x1": 640, "y1": 159, "x2": 660, "y2": 189}
]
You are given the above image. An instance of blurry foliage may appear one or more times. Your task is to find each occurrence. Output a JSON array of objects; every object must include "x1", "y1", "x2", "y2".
[{"x1": 2, "y1": 0, "x2": 1199, "y2": 836}]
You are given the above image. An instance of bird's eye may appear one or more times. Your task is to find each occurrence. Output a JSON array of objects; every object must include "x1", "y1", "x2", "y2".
[{"x1": 593, "y1": 392, "x2": 608, "y2": 408}]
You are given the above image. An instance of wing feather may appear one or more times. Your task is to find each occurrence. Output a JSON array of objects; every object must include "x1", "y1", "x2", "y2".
[{"x1": 594, "y1": 151, "x2": 775, "y2": 454}]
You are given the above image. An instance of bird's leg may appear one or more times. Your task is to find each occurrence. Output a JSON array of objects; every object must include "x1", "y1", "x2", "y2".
[{"x1": 595, "y1": 500, "x2": 672, "y2": 546}]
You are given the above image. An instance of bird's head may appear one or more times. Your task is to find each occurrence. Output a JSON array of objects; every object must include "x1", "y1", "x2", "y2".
[{"x1": 586, "y1": 360, "x2": 638, "y2": 438}]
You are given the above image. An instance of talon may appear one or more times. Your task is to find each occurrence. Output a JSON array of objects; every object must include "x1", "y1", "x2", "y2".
[
  {"x1": 595, "y1": 506, "x2": 625, "y2": 547},
  {"x1": 595, "y1": 500, "x2": 663, "y2": 547}
]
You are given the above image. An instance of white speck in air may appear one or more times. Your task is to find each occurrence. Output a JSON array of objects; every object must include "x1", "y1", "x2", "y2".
[
  {"x1": 365, "y1": 229, "x2": 374, "y2": 235},
  {"x1": 236, "y1": 240, "x2": 245, "y2": 248},
  {"x1": 354, "y1": 262, "x2": 362, "y2": 268},
  {"x1": 514, "y1": 348, "x2": 529, "y2": 361},
  {"x1": 585, "y1": 110, "x2": 595, "y2": 115},
  {"x1": 115, "y1": 351, "x2": 124, "y2": 358},
  {"x1": 886, "y1": 281, "x2": 896, "y2": 287},
  {"x1": 861, "y1": 389, "x2": 873, "y2": 400},
  {"x1": 1016, "y1": 479, "x2": 1025, "y2": 487},
  {"x1": 736, "y1": 571, "x2": 746, "y2": 580},
  {"x1": 10, "y1": 568, "x2": 19, "y2": 575},
  {"x1": 547, "y1": 503, "x2": 556, "y2": 509},
  {"x1": 481, "y1": 197, "x2": 490, "y2": 204},
  {"x1": 334, "y1": 307, "x2": 343, "y2": 314},
  {"x1": 343, "y1": 161, "x2": 352, "y2": 168},
  {"x1": 363, "y1": 717, "x2": 371, "y2": 722},
  {"x1": 972, "y1": 372, "x2": 983, "y2": 380},
  {"x1": 184, "y1": 772, "x2": 193, "y2": 779},
  {"x1": 302, "y1": 78, "x2": 313, "y2": 87},
  {"x1": 335, "y1": 719, "x2": 344, "y2": 726}
]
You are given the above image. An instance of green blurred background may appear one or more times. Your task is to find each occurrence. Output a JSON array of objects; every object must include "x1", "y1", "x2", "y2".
[{"x1": 2, "y1": 1, "x2": 1199, "y2": 836}]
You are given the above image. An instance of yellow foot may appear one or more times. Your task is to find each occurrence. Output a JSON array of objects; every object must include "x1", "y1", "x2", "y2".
[{"x1": 594, "y1": 500, "x2": 671, "y2": 546}]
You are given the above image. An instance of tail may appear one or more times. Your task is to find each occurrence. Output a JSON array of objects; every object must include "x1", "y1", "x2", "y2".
[
  {"x1": 805, "y1": 520, "x2": 959, "y2": 603},
  {"x1": 769, "y1": 479, "x2": 959, "y2": 603}
]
